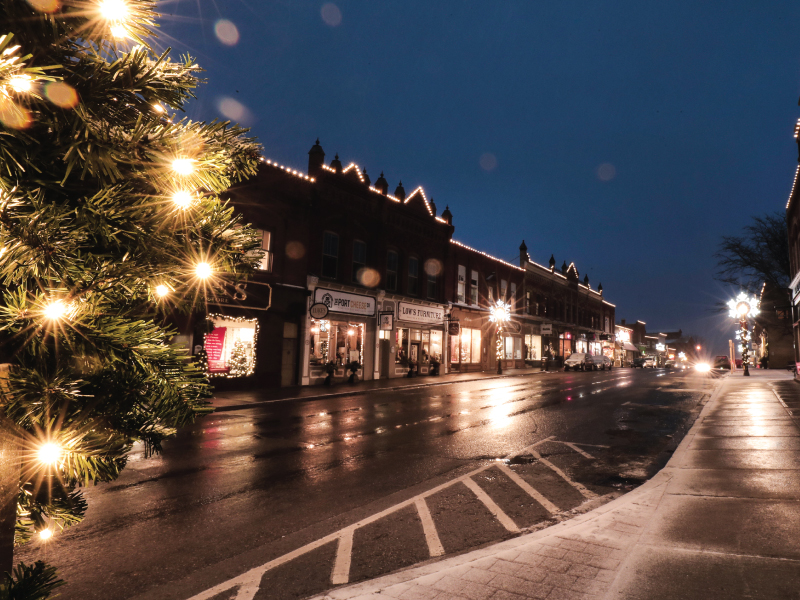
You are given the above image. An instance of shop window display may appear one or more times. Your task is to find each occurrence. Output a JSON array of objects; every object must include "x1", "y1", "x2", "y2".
[
  {"x1": 397, "y1": 327, "x2": 443, "y2": 366},
  {"x1": 525, "y1": 334, "x2": 542, "y2": 360},
  {"x1": 450, "y1": 327, "x2": 481, "y2": 364},
  {"x1": 310, "y1": 318, "x2": 364, "y2": 367},
  {"x1": 205, "y1": 314, "x2": 258, "y2": 377}
]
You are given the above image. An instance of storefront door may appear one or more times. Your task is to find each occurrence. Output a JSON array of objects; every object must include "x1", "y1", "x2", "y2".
[{"x1": 410, "y1": 342, "x2": 420, "y2": 364}]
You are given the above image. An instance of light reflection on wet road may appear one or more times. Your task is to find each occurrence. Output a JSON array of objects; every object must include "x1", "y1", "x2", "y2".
[{"x1": 16, "y1": 369, "x2": 718, "y2": 600}]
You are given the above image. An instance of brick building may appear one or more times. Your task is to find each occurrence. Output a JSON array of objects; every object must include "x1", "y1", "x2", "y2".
[{"x1": 192, "y1": 140, "x2": 616, "y2": 387}]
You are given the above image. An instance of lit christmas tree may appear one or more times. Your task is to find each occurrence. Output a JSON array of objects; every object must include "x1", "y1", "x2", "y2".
[
  {"x1": 195, "y1": 346, "x2": 210, "y2": 376},
  {"x1": 0, "y1": 0, "x2": 262, "y2": 594},
  {"x1": 227, "y1": 341, "x2": 250, "y2": 377}
]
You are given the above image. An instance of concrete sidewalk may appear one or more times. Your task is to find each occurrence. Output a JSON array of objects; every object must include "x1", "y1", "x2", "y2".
[
  {"x1": 312, "y1": 369, "x2": 800, "y2": 600},
  {"x1": 211, "y1": 367, "x2": 548, "y2": 411}
]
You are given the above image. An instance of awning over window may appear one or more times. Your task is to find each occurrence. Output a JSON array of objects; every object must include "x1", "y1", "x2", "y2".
[{"x1": 623, "y1": 342, "x2": 639, "y2": 352}]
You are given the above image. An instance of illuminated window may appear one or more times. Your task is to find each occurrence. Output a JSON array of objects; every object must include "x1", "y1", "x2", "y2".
[
  {"x1": 510, "y1": 283, "x2": 516, "y2": 312},
  {"x1": 457, "y1": 265, "x2": 466, "y2": 303},
  {"x1": 255, "y1": 230, "x2": 272, "y2": 271},
  {"x1": 322, "y1": 232, "x2": 338, "y2": 278},
  {"x1": 470, "y1": 270, "x2": 478, "y2": 306},
  {"x1": 500, "y1": 279, "x2": 507, "y2": 300},
  {"x1": 387, "y1": 250, "x2": 398, "y2": 292}
]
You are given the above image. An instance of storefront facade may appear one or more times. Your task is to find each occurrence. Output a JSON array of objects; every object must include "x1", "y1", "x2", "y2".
[{"x1": 381, "y1": 298, "x2": 447, "y2": 377}]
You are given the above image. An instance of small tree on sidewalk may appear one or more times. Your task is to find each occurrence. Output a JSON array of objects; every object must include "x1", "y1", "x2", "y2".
[{"x1": 0, "y1": 0, "x2": 261, "y2": 594}]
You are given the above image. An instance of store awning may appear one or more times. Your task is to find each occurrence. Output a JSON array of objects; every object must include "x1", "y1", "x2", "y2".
[{"x1": 623, "y1": 342, "x2": 638, "y2": 352}]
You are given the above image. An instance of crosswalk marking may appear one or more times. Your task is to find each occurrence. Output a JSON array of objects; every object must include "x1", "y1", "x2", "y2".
[
  {"x1": 331, "y1": 529, "x2": 354, "y2": 585},
  {"x1": 462, "y1": 477, "x2": 519, "y2": 533},
  {"x1": 496, "y1": 463, "x2": 559, "y2": 513},
  {"x1": 415, "y1": 498, "x2": 445, "y2": 557}
]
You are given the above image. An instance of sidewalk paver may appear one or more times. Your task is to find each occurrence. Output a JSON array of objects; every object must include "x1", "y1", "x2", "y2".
[{"x1": 311, "y1": 370, "x2": 800, "y2": 600}]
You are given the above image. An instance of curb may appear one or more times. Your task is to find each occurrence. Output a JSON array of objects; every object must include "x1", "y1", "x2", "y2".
[
  {"x1": 213, "y1": 369, "x2": 550, "y2": 412},
  {"x1": 313, "y1": 374, "x2": 728, "y2": 599}
]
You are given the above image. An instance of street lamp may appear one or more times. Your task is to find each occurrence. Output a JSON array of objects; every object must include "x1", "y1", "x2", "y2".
[
  {"x1": 727, "y1": 292, "x2": 760, "y2": 376},
  {"x1": 490, "y1": 300, "x2": 510, "y2": 374}
]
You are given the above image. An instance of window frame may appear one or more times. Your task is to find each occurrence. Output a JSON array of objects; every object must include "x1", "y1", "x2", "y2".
[
  {"x1": 352, "y1": 239, "x2": 366, "y2": 283},
  {"x1": 322, "y1": 231, "x2": 339, "y2": 279}
]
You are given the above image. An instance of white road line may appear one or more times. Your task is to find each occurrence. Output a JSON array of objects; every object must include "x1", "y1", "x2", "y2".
[
  {"x1": 530, "y1": 449, "x2": 597, "y2": 500},
  {"x1": 415, "y1": 498, "x2": 445, "y2": 557},
  {"x1": 331, "y1": 529, "x2": 354, "y2": 585},
  {"x1": 496, "y1": 463, "x2": 559, "y2": 513},
  {"x1": 560, "y1": 442, "x2": 595, "y2": 459},
  {"x1": 507, "y1": 435, "x2": 555, "y2": 459},
  {"x1": 657, "y1": 387, "x2": 711, "y2": 393},
  {"x1": 234, "y1": 583, "x2": 259, "y2": 600},
  {"x1": 462, "y1": 476, "x2": 519, "y2": 532}
]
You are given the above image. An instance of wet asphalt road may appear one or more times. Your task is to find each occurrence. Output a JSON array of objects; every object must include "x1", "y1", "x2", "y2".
[{"x1": 17, "y1": 368, "x2": 720, "y2": 600}]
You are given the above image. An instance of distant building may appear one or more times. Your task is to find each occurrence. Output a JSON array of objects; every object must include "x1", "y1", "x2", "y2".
[{"x1": 786, "y1": 118, "x2": 800, "y2": 374}]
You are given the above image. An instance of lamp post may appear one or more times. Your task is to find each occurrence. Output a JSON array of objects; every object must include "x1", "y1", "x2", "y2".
[
  {"x1": 490, "y1": 300, "x2": 510, "y2": 374},
  {"x1": 727, "y1": 292, "x2": 760, "y2": 377}
]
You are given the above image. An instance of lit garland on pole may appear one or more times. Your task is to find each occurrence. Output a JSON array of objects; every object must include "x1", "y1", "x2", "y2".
[
  {"x1": 489, "y1": 300, "x2": 510, "y2": 374},
  {"x1": 0, "y1": 0, "x2": 264, "y2": 593},
  {"x1": 727, "y1": 292, "x2": 760, "y2": 376}
]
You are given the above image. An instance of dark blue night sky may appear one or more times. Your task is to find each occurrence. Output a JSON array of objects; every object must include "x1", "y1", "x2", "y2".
[{"x1": 159, "y1": 0, "x2": 800, "y2": 353}]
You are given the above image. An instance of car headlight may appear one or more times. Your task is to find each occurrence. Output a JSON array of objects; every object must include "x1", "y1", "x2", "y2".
[{"x1": 695, "y1": 363, "x2": 711, "y2": 372}]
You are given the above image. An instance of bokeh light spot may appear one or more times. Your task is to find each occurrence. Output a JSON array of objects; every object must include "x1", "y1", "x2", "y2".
[
  {"x1": 358, "y1": 267, "x2": 380, "y2": 288},
  {"x1": 214, "y1": 19, "x2": 240, "y2": 46},
  {"x1": 285, "y1": 240, "x2": 306, "y2": 260},
  {"x1": 45, "y1": 81, "x2": 79, "y2": 109},
  {"x1": 0, "y1": 100, "x2": 31, "y2": 129},
  {"x1": 217, "y1": 97, "x2": 252, "y2": 124},
  {"x1": 596, "y1": 163, "x2": 616, "y2": 181},
  {"x1": 26, "y1": 0, "x2": 60, "y2": 12},
  {"x1": 479, "y1": 153, "x2": 497, "y2": 171},
  {"x1": 321, "y1": 3, "x2": 342, "y2": 27},
  {"x1": 424, "y1": 258, "x2": 443, "y2": 276}
]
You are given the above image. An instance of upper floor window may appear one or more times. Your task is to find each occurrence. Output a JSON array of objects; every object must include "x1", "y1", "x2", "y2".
[
  {"x1": 253, "y1": 229, "x2": 273, "y2": 272},
  {"x1": 525, "y1": 290, "x2": 532, "y2": 315},
  {"x1": 510, "y1": 283, "x2": 516, "y2": 311},
  {"x1": 386, "y1": 250, "x2": 398, "y2": 292},
  {"x1": 457, "y1": 265, "x2": 466, "y2": 303},
  {"x1": 427, "y1": 272, "x2": 437, "y2": 300},
  {"x1": 322, "y1": 231, "x2": 339, "y2": 279},
  {"x1": 500, "y1": 279, "x2": 508, "y2": 300},
  {"x1": 408, "y1": 257, "x2": 419, "y2": 295},
  {"x1": 470, "y1": 270, "x2": 479, "y2": 305},
  {"x1": 352, "y1": 240, "x2": 366, "y2": 283}
]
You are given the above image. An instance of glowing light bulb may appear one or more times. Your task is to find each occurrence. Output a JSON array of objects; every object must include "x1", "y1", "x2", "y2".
[
  {"x1": 110, "y1": 24, "x2": 128, "y2": 39},
  {"x1": 99, "y1": 0, "x2": 128, "y2": 21},
  {"x1": 37, "y1": 442, "x2": 62, "y2": 466},
  {"x1": 8, "y1": 75, "x2": 32, "y2": 93},
  {"x1": 195, "y1": 262, "x2": 212, "y2": 279},
  {"x1": 39, "y1": 528, "x2": 53, "y2": 540},
  {"x1": 348, "y1": 329, "x2": 355, "y2": 336},
  {"x1": 172, "y1": 158, "x2": 194, "y2": 175},
  {"x1": 155, "y1": 285, "x2": 169, "y2": 298},
  {"x1": 172, "y1": 190, "x2": 193, "y2": 208},
  {"x1": 153, "y1": 103, "x2": 164, "y2": 113},
  {"x1": 44, "y1": 300, "x2": 68, "y2": 320}
]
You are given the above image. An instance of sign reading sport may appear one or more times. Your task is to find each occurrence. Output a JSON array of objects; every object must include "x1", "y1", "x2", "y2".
[{"x1": 314, "y1": 288, "x2": 376, "y2": 316}]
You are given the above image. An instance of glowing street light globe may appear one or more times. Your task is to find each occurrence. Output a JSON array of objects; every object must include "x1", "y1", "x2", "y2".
[
  {"x1": 727, "y1": 292, "x2": 759, "y2": 319},
  {"x1": 490, "y1": 301, "x2": 510, "y2": 324}
]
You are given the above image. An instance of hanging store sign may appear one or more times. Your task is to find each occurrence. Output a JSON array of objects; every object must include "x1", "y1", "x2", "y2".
[
  {"x1": 379, "y1": 313, "x2": 394, "y2": 330},
  {"x1": 207, "y1": 280, "x2": 272, "y2": 311},
  {"x1": 656, "y1": 343, "x2": 666, "y2": 351},
  {"x1": 309, "y1": 302, "x2": 329, "y2": 319},
  {"x1": 448, "y1": 320, "x2": 460, "y2": 336},
  {"x1": 397, "y1": 302, "x2": 445, "y2": 325},
  {"x1": 314, "y1": 288, "x2": 376, "y2": 316},
  {"x1": 540, "y1": 324, "x2": 553, "y2": 335}
]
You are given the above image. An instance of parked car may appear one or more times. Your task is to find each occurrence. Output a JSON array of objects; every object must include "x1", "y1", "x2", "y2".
[
  {"x1": 713, "y1": 355, "x2": 731, "y2": 370},
  {"x1": 664, "y1": 360, "x2": 676, "y2": 369},
  {"x1": 633, "y1": 356, "x2": 646, "y2": 368},
  {"x1": 564, "y1": 352, "x2": 592, "y2": 371},
  {"x1": 643, "y1": 356, "x2": 656, "y2": 368},
  {"x1": 600, "y1": 355, "x2": 613, "y2": 370}
]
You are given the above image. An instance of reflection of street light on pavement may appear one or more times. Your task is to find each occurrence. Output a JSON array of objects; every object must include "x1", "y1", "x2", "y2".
[
  {"x1": 727, "y1": 292, "x2": 760, "y2": 376},
  {"x1": 490, "y1": 300, "x2": 510, "y2": 374}
]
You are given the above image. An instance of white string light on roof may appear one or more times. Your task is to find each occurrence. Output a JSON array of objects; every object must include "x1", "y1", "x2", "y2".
[
  {"x1": 261, "y1": 158, "x2": 315, "y2": 182},
  {"x1": 450, "y1": 239, "x2": 524, "y2": 272}
]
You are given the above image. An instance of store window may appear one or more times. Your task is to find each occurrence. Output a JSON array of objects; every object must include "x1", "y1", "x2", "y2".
[
  {"x1": 352, "y1": 240, "x2": 366, "y2": 283},
  {"x1": 524, "y1": 334, "x2": 542, "y2": 360},
  {"x1": 309, "y1": 319, "x2": 363, "y2": 367},
  {"x1": 470, "y1": 270, "x2": 478, "y2": 306},
  {"x1": 396, "y1": 328, "x2": 443, "y2": 365},
  {"x1": 450, "y1": 328, "x2": 481, "y2": 364},
  {"x1": 457, "y1": 265, "x2": 466, "y2": 303},
  {"x1": 322, "y1": 231, "x2": 338, "y2": 278},
  {"x1": 408, "y1": 257, "x2": 419, "y2": 295},
  {"x1": 387, "y1": 250, "x2": 398, "y2": 292},
  {"x1": 204, "y1": 314, "x2": 258, "y2": 377},
  {"x1": 427, "y1": 272, "x2": 436, "y2": 300},
  {"x1": 515, "y1": 337, "x2": 522, "y2": 359},
  {"x1": 504, "y1": 336, "x2": 513, "y2": 359}
]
